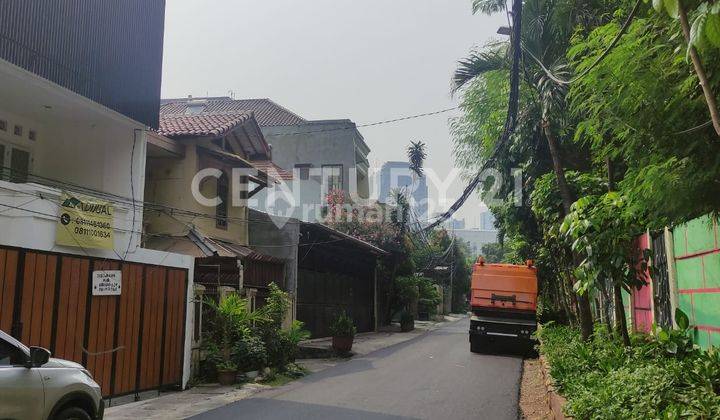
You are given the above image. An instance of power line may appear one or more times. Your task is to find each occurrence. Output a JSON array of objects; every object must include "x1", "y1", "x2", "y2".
[
  {"x1": 522, "y1": 0, "x2": 642, "y2": 86},
  {"x1": 0, "y1": 201, "x2": 353, "y2": 249},
  {"x1": 267, "y1": 106, "x2": 460, "y2": 137},
  {"x1": 424, "y1": 0, "x2": 524, "y2": 231}
]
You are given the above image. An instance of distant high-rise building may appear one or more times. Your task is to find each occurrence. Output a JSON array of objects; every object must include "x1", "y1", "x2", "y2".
[
  {"x1": 449, "y1": 218, "x2": 465, "y2": 230},
  {"x1": 378, "y1": 161, "x2": 428, "y2": 222},
  {"x1": 480, "y1": 211, "x2": 497, "y2": 231}
]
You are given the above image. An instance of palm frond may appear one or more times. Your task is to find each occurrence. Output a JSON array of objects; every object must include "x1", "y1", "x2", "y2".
[
  {"x1": 472, "y1": 0, "x2": 507, "y2": 15},
  {"x1": 452, "y1": 47, "x2": 508, "y2": 93}
]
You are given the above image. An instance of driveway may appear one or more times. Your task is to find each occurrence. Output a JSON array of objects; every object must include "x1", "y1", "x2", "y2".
[{"x1": 192, "y1": 318, "x2": 524, "y2": 419}]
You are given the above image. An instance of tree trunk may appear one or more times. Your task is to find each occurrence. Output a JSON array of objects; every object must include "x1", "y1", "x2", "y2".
[
  {"x1": 614, "y1": 284, "x2": 631, "y2": 346},
  {"x1": 600, "y1": 281, "x2": 614, "y2": 336},
  {"x1": 678, "y1": 4, "x2": 720, "y2": 137},
  {"x1": 543, "y1": 120, "x2": 594, "y2": 340},
  {"x1": 606, "y1": 158, "x2": 631, "y2": 346}
]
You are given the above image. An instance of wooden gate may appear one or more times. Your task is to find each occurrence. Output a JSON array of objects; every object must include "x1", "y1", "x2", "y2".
[{"x1": 0, "y1": 246, "x2": 188, "y2": 398}]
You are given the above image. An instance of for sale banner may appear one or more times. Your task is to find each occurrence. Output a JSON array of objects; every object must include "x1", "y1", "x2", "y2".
[{"x1": 55, "y1": 192, "x2": 114, "y2": 250}]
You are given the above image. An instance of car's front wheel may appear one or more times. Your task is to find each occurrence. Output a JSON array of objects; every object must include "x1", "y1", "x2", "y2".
[{"x1": 54, "y1": 406, "x2": 92, "y2": 420}]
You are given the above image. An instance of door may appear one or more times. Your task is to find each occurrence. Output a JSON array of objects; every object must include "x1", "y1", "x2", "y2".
[
  {"x1": 0, "y1": 335, "x2": 44, "y2": 420},
  {"x1": 632, "y1": 234, "x2": 653, "y2": 333}
]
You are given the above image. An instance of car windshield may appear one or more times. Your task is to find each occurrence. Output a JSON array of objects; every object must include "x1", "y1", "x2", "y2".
[{"x1": 0, "y1": 330, "x2": 29, "y2": 355}]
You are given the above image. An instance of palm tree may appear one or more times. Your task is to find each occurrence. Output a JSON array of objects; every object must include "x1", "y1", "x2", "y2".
[
  {"x1": 407, "y1": 140, "x2": 427, "y2": 178},
  {"x1": 450, "y1": 0, "x2": 611, "y2": 341}
]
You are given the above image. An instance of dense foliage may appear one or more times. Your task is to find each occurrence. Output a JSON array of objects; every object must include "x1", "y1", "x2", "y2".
[
  {"x1": 539, "y1": 321, "x2": 720, "y2": 419},
  {"x1": 202, "y1": 283, "x2": 310, "y2": 376}
]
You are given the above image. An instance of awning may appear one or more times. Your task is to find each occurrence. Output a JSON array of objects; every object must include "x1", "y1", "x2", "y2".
[
  {"x1": 145, "y1": 228, "x2": 284, "y2": 264},
  {"x1": 300, "y1": 222, "x2": 388, "y2": 256}
]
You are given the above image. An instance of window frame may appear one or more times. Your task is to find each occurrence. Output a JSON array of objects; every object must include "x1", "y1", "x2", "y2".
[
  {"x1": 0, "y1": 140, "x2": 33, "y2": 183},
  {"x1": 215, "y1": 171, "x2": 229, "y2": 229},
  {"x1": 294, "y1": 163, "x2": 313, "y2": 181},
  {"x1": 321, "y1": 164, "x2": 343, "y2": 194}
]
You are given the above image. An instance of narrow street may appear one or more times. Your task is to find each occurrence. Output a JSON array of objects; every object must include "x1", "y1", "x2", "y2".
[{"x1": 192, "y1": 318, "x2": 523, "y2": 420}]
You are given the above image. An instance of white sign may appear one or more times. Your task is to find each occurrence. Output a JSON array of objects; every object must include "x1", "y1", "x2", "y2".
[{"x1": 92, "y1": 270, "x2": 122, "y2": 296}]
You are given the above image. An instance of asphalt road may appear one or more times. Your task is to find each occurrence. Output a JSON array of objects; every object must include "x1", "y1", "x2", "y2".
[{"x1": 192, "y1": 318, "x2": 523, "y2": 420}]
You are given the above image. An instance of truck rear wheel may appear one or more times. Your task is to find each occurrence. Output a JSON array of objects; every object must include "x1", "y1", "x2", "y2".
[{"x1": 470, "y1": 335, "x2": 483, "y2": 353}]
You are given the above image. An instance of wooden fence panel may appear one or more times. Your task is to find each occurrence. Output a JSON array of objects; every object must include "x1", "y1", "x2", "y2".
[
  {"x1": 0, "y1": 246, "x2": 188, "y2": 399},
  {"x1": 0, "y1": 249, "x2": 19, "y2": 332},
  {"x1": 113, "y1": 263, "x2": 143, "y2": 395}
]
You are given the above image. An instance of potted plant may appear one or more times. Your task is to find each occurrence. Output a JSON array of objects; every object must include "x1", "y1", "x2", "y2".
[
  {"x1": 204, "y1": 293, "x2": 263, "y2": 386},
  {"x1": 216, "y1": 360, "x2": 239, "y2": 386},
  {"x1": 329, "y1": 312, "x2": 357, "y2": 354},
  {"x1": 400, "y1": 311, "x2": 415, "y2": 332}
]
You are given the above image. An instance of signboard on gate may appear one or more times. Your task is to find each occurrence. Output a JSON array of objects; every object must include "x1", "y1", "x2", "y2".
[
  {"x1": 55, "y1": 192, "x2": 114, "y2": 250},
  {"x1": 92, "y1": 270, "x2": 122, "y2": 295}
]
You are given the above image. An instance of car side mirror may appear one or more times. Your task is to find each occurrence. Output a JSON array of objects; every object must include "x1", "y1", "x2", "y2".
[{"x1": 28, "y1": 346, "x2": 51, "y2": 368}]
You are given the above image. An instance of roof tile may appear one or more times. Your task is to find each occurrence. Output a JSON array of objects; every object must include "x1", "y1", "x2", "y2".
[
  {"x1": 160, "y1": 97, "x2": 306, "y2": 126},
  {"x1": 158, "y1": 112, "x2": 253, "y2": 137}
]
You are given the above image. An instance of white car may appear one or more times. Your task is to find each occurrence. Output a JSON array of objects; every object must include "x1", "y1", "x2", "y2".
[{"x1": 0, "y1": 329, "x2": 104, "y2": 420}]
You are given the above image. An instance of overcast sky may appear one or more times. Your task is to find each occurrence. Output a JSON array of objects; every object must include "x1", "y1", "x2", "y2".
[{"x1": 161, "y1": 0, "x2": 506, "y2": 228}]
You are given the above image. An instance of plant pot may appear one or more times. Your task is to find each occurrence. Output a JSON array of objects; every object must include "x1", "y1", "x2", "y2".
[
  {"x1": 401, "y1": 320, "x2": 415, "y2": 332},
  {"x1": 332, "y1": 336, "x2": 354, "y2": 353},
  {"x1": 217, "y1": 369, "x2": 237, "y2": 386}
]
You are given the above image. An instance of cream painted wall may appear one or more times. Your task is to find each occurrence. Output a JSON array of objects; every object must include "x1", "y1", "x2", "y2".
[{"x1": 145, "y1": 146, "x2": 250, "y2": 245}]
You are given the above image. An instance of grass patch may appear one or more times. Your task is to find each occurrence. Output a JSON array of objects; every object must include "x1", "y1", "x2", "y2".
[{"x1": 259, "y1": 363, "x2": 308, "y2": 387}]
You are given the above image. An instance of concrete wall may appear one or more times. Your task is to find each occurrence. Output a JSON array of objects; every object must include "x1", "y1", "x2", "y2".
[
  {"x1": 250, "y1": 177, "x2": 323, "y2": 222},
  {"x1": 0, "y1": 60, "x2": 195, "y2": 388},
  {"x1": 262, "y1": 120, "x2": 370, "y2": 203},
  {"x1": 247, "y1": 209, "x2": 300, "y2": 320},
  {"x1": 673, "y1": 215, "x2": 720, "y2": 349}
]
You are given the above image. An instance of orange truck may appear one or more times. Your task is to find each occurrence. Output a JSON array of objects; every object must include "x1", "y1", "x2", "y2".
[{"x1": 469, "y1": 257, "x2": 538, "y2": 353}]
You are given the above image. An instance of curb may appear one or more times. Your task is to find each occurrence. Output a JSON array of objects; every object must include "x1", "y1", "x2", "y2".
[{"x1": 539, "y1": 355, "x2": 571, "y2": 420}]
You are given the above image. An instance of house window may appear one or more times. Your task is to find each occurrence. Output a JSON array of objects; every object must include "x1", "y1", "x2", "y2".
[
  {"x1": 322, "y1": 165, "x2": 343, "y2": 194},
  {"x1": 216, "y1": 171, "x2": 229, "y2": 229},
  {"x1": 0, "y1": 120, "x2": 6, "y2": 131},
  {"x1": 13, "y1": 125, "x2": 22, "y2": 137},
  {"x1": 28, "y1": 130, "x2": 36, "y2": 141},
  {"x1": 0, "y1": 143, "x2": 31, "y2": 183},
  {"x1": 294, "y1": 164, "x2": 312, "y2": 181}
]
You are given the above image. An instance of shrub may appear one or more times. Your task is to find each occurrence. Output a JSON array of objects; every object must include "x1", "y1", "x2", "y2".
[
  {"x1": 417, "y1": 276, "x2": 441, "y2": 316},
  {"x1": 203, "y1": 293, "x2": 265, "y2": 373},
  {"x1": 253, "y1": 283, "x2": 310, "y2": 369},
  {"x1": 233, "y1": 334, "x2": 267, "y2": 372},
  {"x1": 329, "y1": 312, "x2": 357, "y2": 338},
  {"x1": 538, "y1": 318, "x2": 720, "y2": 419}
]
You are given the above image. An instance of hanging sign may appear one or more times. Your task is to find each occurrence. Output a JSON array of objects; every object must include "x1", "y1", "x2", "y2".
[
  {"x1": 55, "y1": 192, "x2": 114, "y2": 250},
  {"x1": 92, "y1": 270, "x2": 122, "y2": 295}
]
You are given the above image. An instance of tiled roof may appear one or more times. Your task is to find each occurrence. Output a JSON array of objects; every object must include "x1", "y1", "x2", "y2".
[
  {"x1": 158, "y1": 112, "x2": 253, "y2": 137},
  {"x1": 250, "y1": 160, "x2": 293, "y2": 181},
  {"x1": 160, "y1": 97, "x2": 306, "y2": 127}
]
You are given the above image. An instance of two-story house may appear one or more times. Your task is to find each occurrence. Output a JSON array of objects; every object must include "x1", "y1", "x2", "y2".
[
  {"x1": 159, "y1": 97, "x2": 372, "y2": 221},
  {"x1": 0, "y1": 1, "x2": 193, "y2": 402}
]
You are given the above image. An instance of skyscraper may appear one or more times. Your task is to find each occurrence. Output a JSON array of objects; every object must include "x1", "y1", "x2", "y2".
[{"x1": 378, "y1": 161, "x2": 428, "y2": 222}]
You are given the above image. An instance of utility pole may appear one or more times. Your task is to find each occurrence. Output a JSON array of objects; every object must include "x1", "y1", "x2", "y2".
[{"x1": 449, "y1": 225, "x2": 455, "y2": 314}]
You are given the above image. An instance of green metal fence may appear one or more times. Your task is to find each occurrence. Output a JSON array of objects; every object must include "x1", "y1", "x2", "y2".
[{"x1": 673, "y1": 215, "x2": 720, "y2": 349}]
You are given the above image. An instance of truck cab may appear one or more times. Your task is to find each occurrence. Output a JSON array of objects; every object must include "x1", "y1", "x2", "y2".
[{"x1": 469, "y1": 257, "x2": 538, "y2": 353}]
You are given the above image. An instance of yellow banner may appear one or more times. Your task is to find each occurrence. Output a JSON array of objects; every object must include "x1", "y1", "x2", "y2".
[{"x1": 55, "y1": 192, "x2": 114, "y2": 250}]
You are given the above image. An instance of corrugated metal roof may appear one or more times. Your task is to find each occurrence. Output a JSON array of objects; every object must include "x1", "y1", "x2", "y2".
[{"x1": 160, "y1": 97, "x2": 306, "y2": 127}]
